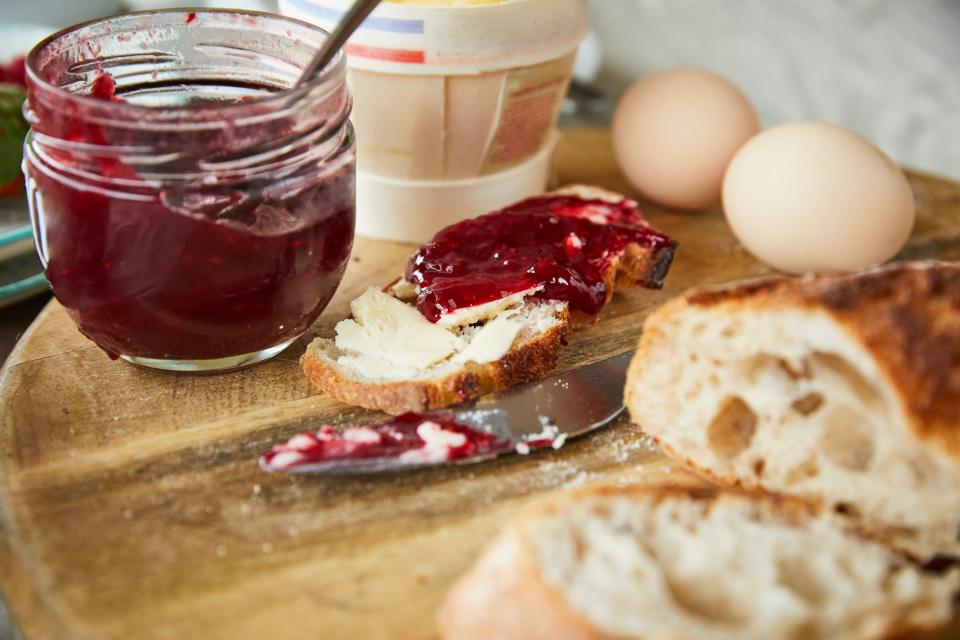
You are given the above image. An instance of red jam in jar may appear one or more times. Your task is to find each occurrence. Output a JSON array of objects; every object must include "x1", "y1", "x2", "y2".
[
  {"x1": 24, "y1": 11, "x2": 356, "y2": 372},
  {"x1": 406, "y1": 194, "x2": 676, "y2": 323}
]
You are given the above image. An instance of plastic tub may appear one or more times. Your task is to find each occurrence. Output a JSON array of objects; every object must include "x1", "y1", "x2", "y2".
[
  {"x1": 281, "y1": 0, "x2": 588, "y2": 240},
  {"x1": 356, "y1": 132, "x2": 557, "y2": 242}
]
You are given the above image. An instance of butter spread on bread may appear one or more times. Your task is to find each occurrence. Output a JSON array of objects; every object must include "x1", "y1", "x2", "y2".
[{"x1": 333, "y1": 286, "x2": 536, "y2": 378}]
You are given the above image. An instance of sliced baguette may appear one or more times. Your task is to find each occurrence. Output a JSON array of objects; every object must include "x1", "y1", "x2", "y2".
[
  {"x1": 302, "y1": 186, "x2": 675, "y2": 415},
  {"x1": 625, "y1": 260, "x2": 960, "y2": 560},
  {"x1": 438, "y1": 485, "x2": 960, "y2": 640}
]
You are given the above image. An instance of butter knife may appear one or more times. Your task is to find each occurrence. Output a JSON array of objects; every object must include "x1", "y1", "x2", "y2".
[{"x1": 260, "y1": 350, "x2": 634, "y2": 474}]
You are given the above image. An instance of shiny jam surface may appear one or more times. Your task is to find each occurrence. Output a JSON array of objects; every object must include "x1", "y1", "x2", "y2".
[
  {"x1": 406, "y1": 195, "x2": 676, "y2": 323},
  {"x1": 27, "y1": 77, "x2": 355, "y2": 360},
  {"x1": 260, "y1": 413, "x2": 510, "y2": 470}
]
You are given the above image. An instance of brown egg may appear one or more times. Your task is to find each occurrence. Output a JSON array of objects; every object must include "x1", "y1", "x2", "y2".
[
  {"x1": 723, "y1": 122, "x2": 915, "y2": 274},
  {"x1": 612, "y1": 67, "x2": 760, "y2": 210}
]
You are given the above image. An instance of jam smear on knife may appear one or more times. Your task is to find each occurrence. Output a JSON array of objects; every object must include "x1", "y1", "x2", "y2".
[{"x1": 260, "y1": 413, "x2": 511, "y2": 470}]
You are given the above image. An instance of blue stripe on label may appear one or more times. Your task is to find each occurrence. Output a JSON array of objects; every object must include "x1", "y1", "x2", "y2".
[{"x1": 285, "y1": 0, "x2": 425, "y2": 34}]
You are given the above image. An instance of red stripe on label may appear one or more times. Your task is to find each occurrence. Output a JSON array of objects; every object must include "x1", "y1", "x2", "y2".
[{"x1": 345, "y1": 43, "x2": 426, "y2": 64}]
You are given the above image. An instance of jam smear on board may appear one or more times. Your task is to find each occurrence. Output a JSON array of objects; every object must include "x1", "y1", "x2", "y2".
[
  {"x1": 28, "y1": 72, "x2": 355, "y2": 361},
  {"x1": 260, "y1": 413, "x2": 511, "y2": 470},
  {"x1": 406, "y1": 195, "x2": 676, "y2": 323}
]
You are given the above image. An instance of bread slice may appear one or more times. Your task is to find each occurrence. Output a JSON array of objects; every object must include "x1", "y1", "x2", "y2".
[
  {"x1": 302, "y1": 299, "x2": 571, "y2": 415},
  {"x1": 625, "y1": 261, "x2": 960, "y2": 560},
  {"x1": 302, "y1": 186, "x2": 675, "y2": 415},
  {"x1": 437, "y1": 485, "x2": 960, "y2": 640}
]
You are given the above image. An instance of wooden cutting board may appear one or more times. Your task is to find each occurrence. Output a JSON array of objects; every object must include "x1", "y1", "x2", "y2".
[{"x1": 2, "y1": 128, "x2": 960, "y2": 640}]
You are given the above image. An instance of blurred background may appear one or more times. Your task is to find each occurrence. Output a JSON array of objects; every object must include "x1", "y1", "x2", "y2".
[
  {"x1": 4, "y1": 0, "x2": 958, "y2": 178},
  {"x1": 0, "y1": 0, "x2": 957, "y2": 636}
]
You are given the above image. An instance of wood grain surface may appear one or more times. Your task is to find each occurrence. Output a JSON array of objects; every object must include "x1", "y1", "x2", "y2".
[{"x1": 2, "y1": 129, "x2": 959, "y2": 639}]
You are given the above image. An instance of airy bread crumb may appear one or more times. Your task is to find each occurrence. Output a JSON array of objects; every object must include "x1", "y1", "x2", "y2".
[{"x1": 625, "y1": 261, "x2": 960, "y2": 560}]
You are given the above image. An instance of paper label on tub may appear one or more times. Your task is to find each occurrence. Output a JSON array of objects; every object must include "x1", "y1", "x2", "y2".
[
  {"x1": 347, "y1": 54, "x2": 574, "y2": 181},
  {"x1": 482, "y1": 53, "x2": 575, "y2": 175},
  {"x1": 279, "y1": 0, "x2": 589, "y2": 74}
]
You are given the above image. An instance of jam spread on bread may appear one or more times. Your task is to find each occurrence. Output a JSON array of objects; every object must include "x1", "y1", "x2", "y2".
[
  {"x1": 260, "y1": 413, "x2": 510, "y2": 470},
  {"x1": 406, "y1": 194, "x2": 675, "y2": 323}
]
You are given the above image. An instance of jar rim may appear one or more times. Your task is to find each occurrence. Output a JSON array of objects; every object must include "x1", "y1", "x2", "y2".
[{"x1": 25, "y1": 8, "x2": 345, "y2": 118}]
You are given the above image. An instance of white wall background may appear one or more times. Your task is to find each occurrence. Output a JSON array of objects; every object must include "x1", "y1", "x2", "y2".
[
  {"x1": 6, "y1": 0, "x2": 959, "y2": 178},
  {"x1": 587, "y1": 0, "x2": 960, "y2": 179}
]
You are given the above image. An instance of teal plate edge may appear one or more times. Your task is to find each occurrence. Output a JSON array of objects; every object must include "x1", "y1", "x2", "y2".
[
  {"x1": 0, "y1": 225, "x2": 32, "y2": 248},
  {"x1": 0, "y1": 272, "x2": 48, "y2": 309}
]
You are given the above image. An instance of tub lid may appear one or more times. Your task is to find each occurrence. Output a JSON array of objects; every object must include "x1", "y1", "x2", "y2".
[{"x1": 280, "y1": 0, "x2": 590, "y2": 74}]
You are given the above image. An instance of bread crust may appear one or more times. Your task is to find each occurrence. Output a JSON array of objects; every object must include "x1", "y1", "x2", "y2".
[
  {"x1": 566, "y1": 184, "x2": 676, "y2": 326},
  {"x1": 436, "y1": 528, "x2": 601, "y2": 640},
  {"x1": 567, "y1": 242, "x2": 675, "y2": 327},
  {"x1": 680, "y1": 260, "x2": 960, "y2": 462}
]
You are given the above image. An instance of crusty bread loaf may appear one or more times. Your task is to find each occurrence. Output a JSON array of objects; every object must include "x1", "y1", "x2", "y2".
[
  {"x1": 301, "y1": 186, "x2": 675, "y2": 415},
  {"x1": 438, "y1": 485, "x2": 959, "y2": 640},
  {"x1": 625, "y1": 260, "x2": 960, "y2": 560}
]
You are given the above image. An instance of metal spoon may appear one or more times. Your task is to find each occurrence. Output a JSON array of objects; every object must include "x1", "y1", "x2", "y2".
[
  {"x1": 195, "y1": 0, "x2": 383, "y2": 203},
  {"x1": 295, "y1": 0, "x2": 384, "y2": 87}
]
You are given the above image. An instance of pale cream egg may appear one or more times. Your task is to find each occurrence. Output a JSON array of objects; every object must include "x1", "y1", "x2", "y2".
[
  {"x1": 612, "y1": 67, "x2": 760, "y2": 210},
  {"x1": 723, "y1": 122, "x2": 915, "y2": 274}
]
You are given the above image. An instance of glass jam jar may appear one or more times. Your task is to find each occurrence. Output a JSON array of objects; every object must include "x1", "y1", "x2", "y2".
[{"x1": 24, "y1": 10, "x2": 355, "y2": 373}]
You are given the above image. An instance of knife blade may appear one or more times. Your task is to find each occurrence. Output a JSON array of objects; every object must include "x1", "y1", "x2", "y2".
[{"x1": 260, "y1": 349, "x2": 634, "y2": 475}]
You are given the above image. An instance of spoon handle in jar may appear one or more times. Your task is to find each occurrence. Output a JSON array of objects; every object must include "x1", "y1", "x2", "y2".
[{"x1": 295, "y1": 0, "x2": 384, "y2": 86}]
